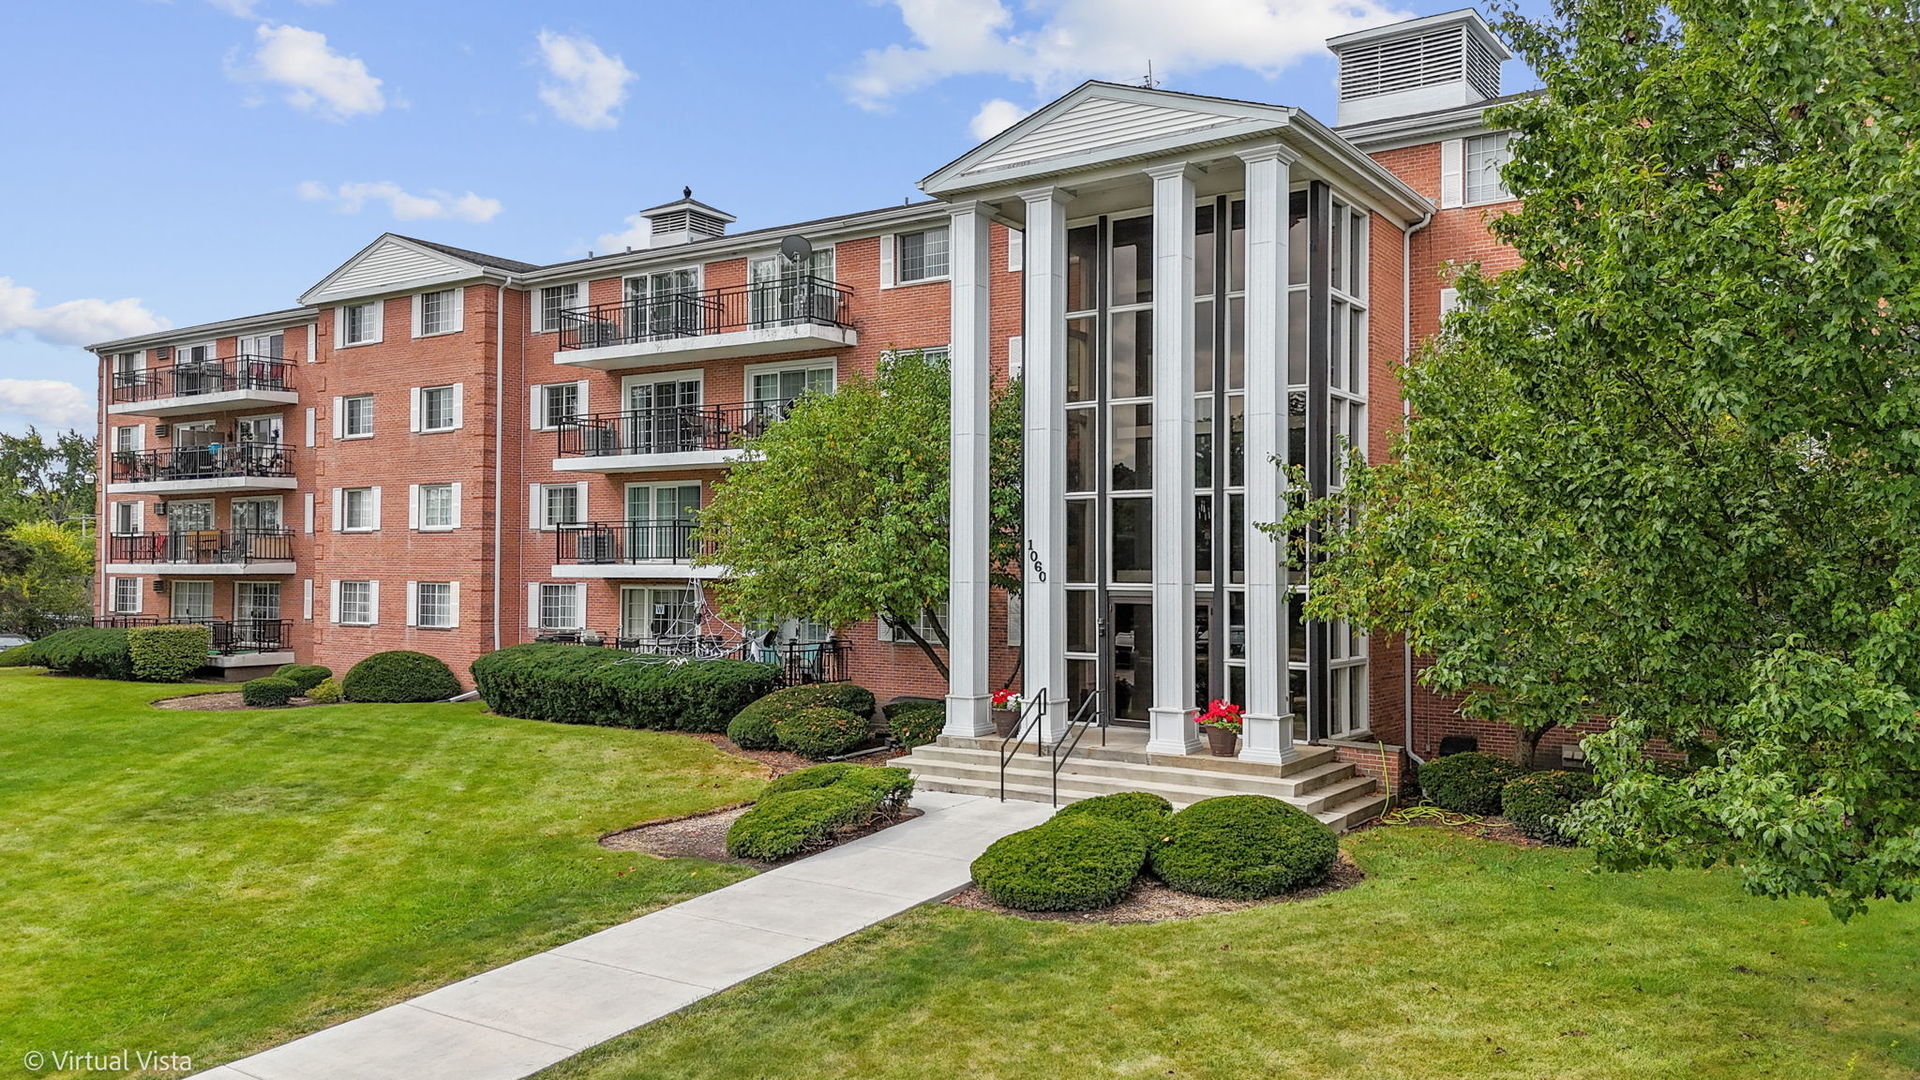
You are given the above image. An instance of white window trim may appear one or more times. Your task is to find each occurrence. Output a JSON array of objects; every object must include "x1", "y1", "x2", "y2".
[
  {"x1": 335, "y1": 394, "x2": 375, "y2": 441},
  {"x1": 530, "y1": 481, "x2": 589, "y2": 531},
  {"x1": 878, "y1": 603, "x2": 948, "y2": 643},
  {"x1": 335, "y1": 486, "x2": 382, "y2": 533},
  {"x1": 528, "y1": 581, "x2": 587, "y2": 631},
  {"x1": 884, "y1": 228, "x2": 953, "y2": 288},
  {"x1": 1461, "y1": 130, "x2": 1517, "y2": 208},
  {"x1": 336, "y1": 299, "x2": 385, "y2": 348},
  {"x1": 742, "y1": 357, "x2": 837, "y2": 398},
  {"x1": 411, "y1": 286, "x2": 466, "y2": 338},
  {"x1": 109, "y1": 576, "x2": 144, "y2": 615},
  {"x1": 409, "y1": 482, "x2": 462, "y2": 531},
  {"x1": 621, "y1": 265, "x2": 704, "y2": 299},
  {"x1": 330, "y1": 579, "x2": 380, "y2": 626},
  {"x1": 406, "y1": 580, "x2": 460, "y2": 629},
  {"x1": 531, "y1": 379, "x2": 592, "y2": 432},
  {"x1": 410, "y1": 384, "x2": 464, "y2": 433},
  {"x1": 109, "y1": 501, "x2": 141, "y2": 535},
  {"x1": 534, "y1": 281, "x2": 587, "y2": 334}
]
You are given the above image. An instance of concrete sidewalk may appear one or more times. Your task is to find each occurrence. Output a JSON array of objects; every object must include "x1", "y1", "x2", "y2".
[{"x1": 192, "y1": 791, "x2": 1053, "y2": 1080}]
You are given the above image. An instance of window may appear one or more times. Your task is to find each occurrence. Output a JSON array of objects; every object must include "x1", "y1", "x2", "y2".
[
  {"x1": 112, "y1": 426, "x2": 140, "y2": 453},
  {"x1": 415, "y1": 582, "x2": 453, "y2": 628},
  {"x1": 418, "y1": 483, "x2": 455, "y2": 529},
  {"x1": 620, "y1": 586, "x2": 697, "y2": 643},
  {"x1": 112, "y1": 352, "x2": 141, "y2": 389},
  {"x1": 342, "y1": 487, "x2": 376, "y2": 531},
  {"x1": 1464, "y1": 131, "x2": 1514, "y2": 204},
  {"x1": 111, "y1": 502, "x2": 138, "y2": 535},
  {"x1": 341, "y1": 300, "x2": 382, "y2": 346},
  {"x1": 342, "y1": 394, "x2": 374, "y2": 438},
  {"x1": 416, "y1": 288, "x2": 460, "y2": 336},
  {"x1": 540, "y1": 484, "x2": 580, "y2": 529},
  {"x1": 171, "y1": 580, "x2": 213, "y2": 621},
  {"x1": 539, "y1": 583, "x2": 580, "y2": 631},
  {"x1": 880, "y1": 603, "x2": 947, "y2": 643},
  {"x1": 418, "y1": 385, "x2": 457, "y2": 432},
  {"x1": 538, "y1": 283, "x2": 581, "y2": 333},
  {"x1": 338, "y1": 581, "x2": 374, "y2": 625},
  {"x1": 748, "y1": 362, "x2": 834, "y2": 407},
  {"x1": 539, "y1": 383, "x2": 580, "y2": 429},
  {"x1": 896, "y1": 228, "x2": 949, "y2": 283},
  {"x1": 111, "y1": 577, "x2": 140, "y2": 614}
]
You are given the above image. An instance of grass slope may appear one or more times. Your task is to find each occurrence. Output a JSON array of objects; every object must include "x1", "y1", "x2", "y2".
[
  {"x1": 0, "y1": 668, "x2": 765, "y2": 1077},
  {"x1": 538, "y1": 827, "x2": 1919, "y2": 1080}
]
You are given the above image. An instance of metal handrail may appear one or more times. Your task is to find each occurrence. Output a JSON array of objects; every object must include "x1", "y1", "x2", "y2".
[
  {"x1": 555, "y1": 398, "x2": 797, "y2": 459},
  {"x1": 1049, "y1": 691, "x2": 1104, "y2": 807},
  {"x1": 110, "y1": 353, "x2": 292, "y2": 404},
  {"x1": 556, "y1": 276, "x2": 853, "y2": 352},
  {"x1": 997, "y1": 689, "x2": 1047, "y2": 803}
]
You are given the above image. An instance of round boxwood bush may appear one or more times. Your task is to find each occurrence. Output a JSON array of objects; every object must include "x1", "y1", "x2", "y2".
[
  {"x1": 1053, "y1": 791, "x2": 1174, "y2": 845},
  {"x1": 273, "y1": 663, "x2": 333, "y2": 693},
  {"x1": 342, "y1": 650, "x2": 461, "y2": 703},
  {"x1": 970, "y1": 816, "x2": 1148, "y2": 911},
  {"x1": 726, "y1": 765, "x2": 914, "y2": 860},
  {"x1": 242, "y1": 676, "x2": 300, "y2": 708},
  {"x1": 306, "y1": 677, "x2": 343, "y2": 704},
  {"x1": 774, "y1": 705, "x2": 871, "y2": 760},
  {"x1": 731, "y1": 682, "x2": 876, "y2": 732},
  {"x1": 885, "y1": 700, "x2": 944, "y2": 749},
  {"x1": 1418, "y1": 751, "x2": 1524, "y2": 815},
  {"x1": 1501, "y1": 770, "x2": 1598, "y2": 844},
  {"x1": 1148, "y1": 795, "x2": 1337, "y2": 900},
  {"x1": 727, "y1": 709, "x2": 780, "y2": 750}
]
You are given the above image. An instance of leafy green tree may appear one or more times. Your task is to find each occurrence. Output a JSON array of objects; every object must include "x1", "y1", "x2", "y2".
[
  {"x1": 0, "y1": 428, "x2": 96, "y2": 525},
  {"x1": 1303, "y1": 0, "x2": 1920, "y2": 916},
  {"x1": 0, "y1": 520, "x2": 92, "y2": 636},
  {"x1": 699, "y1": 352, "x2": 1021, "y2": 679}
]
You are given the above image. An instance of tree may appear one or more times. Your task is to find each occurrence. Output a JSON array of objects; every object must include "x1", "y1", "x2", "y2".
[
  {"x1": 1303, "y1": 0, "x2": 1920, "y2": 916},
  {"x1": 0, "y1": 520, "x2": 92, "y2": 636},
  {"x1": 0, "y1": 428, "x2": 96, "y2": 525},
  {"x1": 699, "y1": 351, "x2": 1021, "y2": 680}
]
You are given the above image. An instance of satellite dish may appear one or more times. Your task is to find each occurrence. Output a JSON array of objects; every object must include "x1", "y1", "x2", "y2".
[{"x1": 779, "y1": 234, "x2": 813, "y2": 266}]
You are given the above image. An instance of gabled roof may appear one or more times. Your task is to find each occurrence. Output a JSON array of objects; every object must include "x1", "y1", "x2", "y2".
[{"x1": 298, "y1": 233, "x2": 528, "y2": 306}]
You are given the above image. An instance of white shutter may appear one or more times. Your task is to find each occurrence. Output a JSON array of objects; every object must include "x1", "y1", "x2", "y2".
[
  {"x1": 407, "y1": 485, "x2": 421, "y2": 530},
  {"x1": 879, "y1": 233, "x2": 895, "y2": 288},
  {"x1": 328, "y1": 580, "x2": 341, "y2": 624},
  {"x1": 304, "y1": 407, "x2": 316, "y2": 447},
  {"x1": 452, "y1": 383, "x2": 465, "y2": 429},
  {"x1": 449, "y1": 482, "x2": 463, "y2": 529},
  {"x1": 573, "y1": 583, "x2": 588, "y2": 630},
  {"x1": 573, "y1": 481, "x2": 589, "y2": 523},
  {"x1": 306, "y1": 323, "x2": 316, "y2": 364},
  {"x1": 367, "y1": 580, "x2": 381, "y2": 624},
  {"x1": 331, "y1": 488, "x2": 343, "y2": 532},
  {"x1": 1006, "y1": 592, "x2": 1023, "y2": 646},
  {"x1": 408, "y1": 388, "x2": 421, "y2": 433},
  {"x1": 1008, "y1": 335, "x2": 1024, "y2": 381},
  {"x1": 447, "y1": 581, "x2": 461, "y2": 628},
  {"x1": 576, "y1": 379, "x2": 590, "y2": 416},
  {"x1": 332, "y1": 397, "x2": 344, "y2": 440},
  {"x1": 405, "y1": 581, "x2": 419, "y2": 626},
  {"x1": 1439, "y1": 287, "x2": 1460, "y2": 319},
  {"x1": 1008, "y1": 229, "x2": 1024, "y2": 272},
  {"x1": 449, "y1": 287, "x2": 464, "y2": 333},
  {"x1": 1439, "y1": 138, "x2": 1464, "y2": 209},
  {"x1": 529, "y1": 484, "x2": 543, "y2": 530},
  {"x1": 529, "y1": 385, "x2": 544, "y2": 430},
  {"x1": 410, "y1": 293, "x2": 423, "y2": 338},
  {"x1": 303, "y1": 492, "x2": 314, "y2": 534},
  {"x1": 303, "y1": 578, "x2": 314, "y2": 620},
  {"x1": 370, "y1": 487, "x2": 383, "y2": 530},
  {"x1": 132, "y1": 579, "x2": 144, "y2": 614},
  {"x1": 527, "y1": 583, "x2": 540, "y2": 629},
  {"x1": 133, "y1": 426, "x2": 145, "y2": 451}
]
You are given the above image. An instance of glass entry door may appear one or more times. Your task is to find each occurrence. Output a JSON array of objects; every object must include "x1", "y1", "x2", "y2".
[
  {"x1": 1102, "y1": 596, "x2": 1152, "y2": 726},
  {"x1": 624, "y1": 378, "x2": 700, "y2": 453}
]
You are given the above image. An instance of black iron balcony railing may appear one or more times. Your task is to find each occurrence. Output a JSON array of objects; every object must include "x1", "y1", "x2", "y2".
[
  {"x1": 555, "y1": 398, "x2": 797, "y2": 459},
  {"x1": 87, "y1": 616, "x2": 292, "y2": 654},
  {"x1": 109, "y1": 442, "x2": 295, "y2": 485},
  {"x1": 107, "y1": 528, "x2": 294, "y2": 566},
  {"x1": 556, "y1": 276, "x2": 853, "y2": 352},
  {"x1": 554, "y1": 521, "x2": 715, "y2": 565},
  {"x1": 110, "y1": 354, "x2": 293, "y2": 404}
]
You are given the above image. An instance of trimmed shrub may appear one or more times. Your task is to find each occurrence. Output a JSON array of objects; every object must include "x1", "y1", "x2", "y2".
[
  {"x1": 775, "y1": 705, "x2": 870, "y2": 760},
  {"x1": 242, "y1": 676, "x2": 300, "y2": 708},
  {"x1": 306, "y1": 677, "x2": 343, "y2": 704},
  {"x1": 273, "y1": 664, "x2": 333, "y2": 693},
  {"x1": 731, "y1": 682, "x2": 877, "y2": 733},
  {"x1": 1418, "y1": 751, "x2": 1524, "y2": 815},
  {"x1": 1501, "y1": 770, "x2": 1598, "y2": 844},
  {"x1": 727, "y1": 710, "x2": 780, "y2": 750},
  {"x1": 885, "y1": 700, "x2": 945, "y2": 749},
  {"x1": 1149, "y1": 795, "x2": 1338, "y2": 900},
  {"x1": 1054, "y1": 791, "x2": 1174, "y2": 845},
  {"x1": 26, "y1": 627, "x2": 135, "y2": 681},
  {"x1": 971, "y1": 817, "x2": 1148, "y2": 911},
  {"x1": 726, "y1": 765, "x2": 914, "y2": 860},
  {"x1": 129, "y1": 624, "x2": 211, "y2": 682},
  {"x1": 586, "y1": 658, "x2": 779, "y2": 733},
  {"x1": 472, "y1": 643, "x2": 625, "y2": 724},
  {"x1": 343, "y1": 650, "x2": 461, "y2": 703},
  {"x1": 0, "y1": 639, "x2": 40, "y2": 667}
]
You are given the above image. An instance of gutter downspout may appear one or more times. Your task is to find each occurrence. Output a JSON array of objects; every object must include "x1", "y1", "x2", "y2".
[
  {"x1": 493, "y1": 283, "x2": 506, "y2": 652},
  {"x1": 1401, "y1": 207, "x2": 1434, "y2": 765}
]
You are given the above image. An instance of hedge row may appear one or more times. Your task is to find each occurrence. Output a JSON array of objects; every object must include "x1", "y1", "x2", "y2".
[
  {"x1": 130, "y1": 625, "x2": 212, "y2": 682},
  {"x1": 470, "y1": 642, "x2": 779, "y2": 732},
  {"x1": 725, "y1": 763, "x2": 914, "y2": 860},
  {"x1": 0, "y1": 627, "x2": 136, "y2": 680}
]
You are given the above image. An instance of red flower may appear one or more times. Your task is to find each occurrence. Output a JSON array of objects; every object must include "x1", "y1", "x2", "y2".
[{"x1": 991, "y1": 688, "x2": 1019, "y2": 708}]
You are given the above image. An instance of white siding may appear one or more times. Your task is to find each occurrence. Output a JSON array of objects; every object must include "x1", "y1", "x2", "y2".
[{"x1": 966, "y1": 98, "x2": 1233, "y2": 176}]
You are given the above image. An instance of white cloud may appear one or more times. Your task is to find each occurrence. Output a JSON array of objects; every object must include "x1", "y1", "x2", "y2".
[
  {"x1": 535, "y1": 30, "x2": 635, "y2": 130},
  {"x1": 236, "y1": 23, "x2": 385, "y2": 121},
  {"x1": 205, "y1": 0, "x2": 264, "y2": 16},
  {"x1": 0, "y1": 381, "x2": 95, "y2": 428},
  {"x1": 593, "y1": 213, "x2": 652, "y2": 253},
  {"x1": 848, "y1": 0, "x2": 1414, "y2": 109},
  {"x1": 298, "y1": 180, "x2": 503, "y2": 223},
  {"x1": 969, "y1": 98, "x2": 1029, "y2": 140},
  {"x1": 0, "y1": 278, "x2": 169, "y2": 349}
]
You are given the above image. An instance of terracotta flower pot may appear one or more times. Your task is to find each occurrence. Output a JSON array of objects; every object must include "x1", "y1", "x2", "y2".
[
  {"x1": 993, "y1": 710, "x2": 1021, "y2": 738},
  {"x1": 1204, "y1": 726, "x2": 1239, "y2": 757}
]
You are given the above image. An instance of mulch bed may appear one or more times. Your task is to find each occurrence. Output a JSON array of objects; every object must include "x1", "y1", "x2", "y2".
[
  {"x1": 684, "y1": 732, "x2": 907, "y2": 779},
  {"x1": 1358, "y1": 808, "x2": 1545, "y2": 847},
  {"x1": 599, "y1": 803, "x2": 923, "y2": 869},
  {"x1": 152, "y1": 691, "x2": 320, "y2": 711},
  {"x1": 945, "y1": 851, "x2": 1366, "y2": 924}
]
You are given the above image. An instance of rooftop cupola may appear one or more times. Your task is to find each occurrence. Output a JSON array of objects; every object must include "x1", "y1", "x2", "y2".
[
  {"x1": 1327, "y1": 9, "x2": 1510, "y2": 126},
  {"x1": 639, "y1": 186, "x2": 737, "y2": 248}
]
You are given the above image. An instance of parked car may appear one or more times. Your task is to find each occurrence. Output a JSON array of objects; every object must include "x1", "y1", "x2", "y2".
[{"x1": 0, "y1": 634, "x2": 30, "y2": 651}]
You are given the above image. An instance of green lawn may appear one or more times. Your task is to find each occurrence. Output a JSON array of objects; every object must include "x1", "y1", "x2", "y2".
[
  {"x1": 539, "y1": 827, "x2": 1920, "y2": 1080},
  {"x1": 0, "y1": 668, "x2": 766, "y2": 1078}
]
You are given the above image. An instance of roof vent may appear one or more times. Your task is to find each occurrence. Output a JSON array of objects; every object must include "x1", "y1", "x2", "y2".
[
  {"x1": 1327, "y1": 9, "x2": 1510, "y2": 127},
  {"x1": 640, "y1": 187, "x2": 737, "y2": 248}
]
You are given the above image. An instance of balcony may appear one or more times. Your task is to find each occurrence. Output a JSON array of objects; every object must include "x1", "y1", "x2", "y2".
[
  {"x1": 106, "y1": 442, "x2": 297, "y2": 495},
  {"x1": 90, "y1": 616, "x2": 295, "y2": 666},
  {"x1": 108, "y1": 354, "x2": 297, "y2": 418},
  {"x1": 103, "y1": 528, "x2": 296, "y2": 576},
  {"x1": 550, "y1": 521, "x2": 729, "y2": 580},
  {"x1": 554, "y1": 277, "x2": 856, "y2": 370},
  {"x1": 552, "y1": 399, "x2": 792, "y2": 473}
]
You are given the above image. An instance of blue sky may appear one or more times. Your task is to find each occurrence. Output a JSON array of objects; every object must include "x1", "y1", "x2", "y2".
[{"x1": 0, "y1": 0, "x2": 1539, "y2": 439}]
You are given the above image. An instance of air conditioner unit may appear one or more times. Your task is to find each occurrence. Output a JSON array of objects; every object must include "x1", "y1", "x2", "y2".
[
  {"x1": 588, "y1": 425, "x2": 621, "y2": 456},
  {"x1": 154, "y1": 502, "x2": 169, "y2": 517},
  {"x1": 153, "y1": 580, "x2": 168, "y2": 593},
  {"x1": 155, "y1": 424, "x2": 170, "y2": 440},
  {"x1": 575, "y1": 531, "x2": 616, "y2": 563}
]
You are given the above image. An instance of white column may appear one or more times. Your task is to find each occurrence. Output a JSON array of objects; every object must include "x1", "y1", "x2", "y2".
[
  {"x1": 1236, "y1": 143, "x2": 1299, "y2": 763},
  {"x1": 1022, "y1": 188, "x2": 1072, "y2": 743},
  {"x1": 945, "y1": 201, "x2": 996, "y2": 737},
  {"x1": 1146, "y1": 163, "x2": 1202, "y2": 756}
]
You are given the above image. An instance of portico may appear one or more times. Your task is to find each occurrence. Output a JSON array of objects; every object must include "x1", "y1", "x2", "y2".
[{"x1": 925, "y1": 82, "x2": 1430, "y2": 766}]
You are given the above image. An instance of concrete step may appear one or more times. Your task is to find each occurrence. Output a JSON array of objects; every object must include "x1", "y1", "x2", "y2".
[
  {"x1": 941, "y1": 733, "x2": 1341, "y2": 778},
  {"x1": 908, "y1": 743, "x2": 1359, "y2": 798},
  {"x1": 908, "y1": 772, "x2": 1386, "y2": 833}
]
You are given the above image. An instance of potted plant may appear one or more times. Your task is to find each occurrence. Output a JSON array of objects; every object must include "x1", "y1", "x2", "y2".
[
  {"x1": 991, "y1": 688, "x2": 1023, "y2": 738},
  {"x1": 1196, "y1": 699, "x2": 1244, "y2": 757}
]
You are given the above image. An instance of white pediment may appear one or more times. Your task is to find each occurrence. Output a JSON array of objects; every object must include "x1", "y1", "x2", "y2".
[
  {"x1": 968, "y1": 97, "x2": 1241, "y2": 175},
  {"x1": 300, "y1": 235, "x2": 488, "y2": 305}
]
